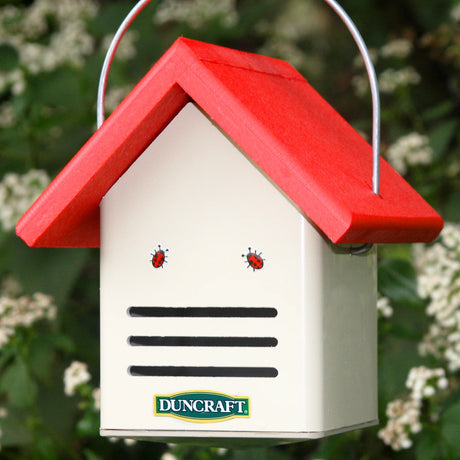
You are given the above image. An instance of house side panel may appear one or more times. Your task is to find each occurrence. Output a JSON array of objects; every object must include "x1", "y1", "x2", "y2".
[{"x1": 321, "y1": 245, "x2": 378, "y2": 430}]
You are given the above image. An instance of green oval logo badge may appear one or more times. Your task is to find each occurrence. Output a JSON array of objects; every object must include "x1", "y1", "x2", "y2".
[{"x1": 154, "y1": 390, "x2": 250, "y2": 422}]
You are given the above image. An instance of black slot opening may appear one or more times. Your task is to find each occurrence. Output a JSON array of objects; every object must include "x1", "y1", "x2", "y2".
[
  {"x1": 128, "y1": 336, "x2": 278, "y2": 347},
  {"x1": 128, "y1": 366, "x2": 278, "y2": 378},
  {"x1": 128, "y1": 307, "x2": 277, "y2": 318}
]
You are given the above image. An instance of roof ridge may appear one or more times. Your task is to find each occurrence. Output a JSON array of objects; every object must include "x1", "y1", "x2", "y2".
[
  {"x1": 175, "y1": 37, "x2": 301, "y2": 81},
  {"x1": 198, "y1": 57, "x2": 306, "y2": 81}
]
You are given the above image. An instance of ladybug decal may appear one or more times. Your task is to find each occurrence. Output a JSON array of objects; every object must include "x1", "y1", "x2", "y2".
[
  {"x1": 151, "y1": 245, "x2": 168, "y2": 268},
  {"x1": 242, "y1": 247, "x2": 264, "y2": 271}
]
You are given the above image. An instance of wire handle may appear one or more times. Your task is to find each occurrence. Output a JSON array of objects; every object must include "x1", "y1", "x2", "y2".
[
  {"x1": 322, "y1": 0, "x2": 380, "y2": 196},
  {"x1": 97, "y1": 0, "x2": 152, "y2": 129},
  {"x1": 96, "y1": 0, "x2": 380, "y2": 254}
]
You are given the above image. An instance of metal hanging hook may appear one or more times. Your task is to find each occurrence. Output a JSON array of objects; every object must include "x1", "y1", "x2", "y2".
[{"x1": 97, "y1": 0, "x2": 380, "y2": 255}]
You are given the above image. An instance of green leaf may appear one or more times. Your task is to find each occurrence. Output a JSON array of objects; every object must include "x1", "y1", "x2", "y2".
[
  {"x1": 309, "y1": 433, "x2": 359, "y2": 459},
  {"x1": 83, "y1": 449, "x2": 104, "y2": 460},
  {"x1": 405, "y1": 0, "x2": 453, "y2": 29},
  {"x1": 378, "y1": 259, "x2": 423, "y2": 307},
  {"x1": 37, "y1": 385, "x2": 79, "y2": 445},
  {"x1": 76, "y1": 409, "x2": 100, "y2": 437},
  {"x1": 422, "y1": 101, "x2": 456, "y2": 121},
  {"x1": 0, "y1": 357, "x2": 37, "y2": 407},
  {"x1": 441, "y1": 401, "x2": 460, "y2": 458},
  {"x1": 0, "y1": 347, "x2": 15, "y2": 370},
  {"x1": 30, "y1": 68, "x2": 87, "y2": 112},
  {"x1": 232, "y1": 447, "x2": 292, "y2": 460},
  {"x1": 11, "y1": 239, "x2": 90, "y2": 306},
  {"x1": 44, "y1": 332, "x2": 75, "y2": 353},
  {"x1": 379, "y1": 335, "x2": 423, "y2": 405},
  {"x1": 378, "y1": 243, "x2": 413, "y2": 261},
  {"x1": 0, "y1": 43, "x2": 19, "y2": 72},
  {"x1": 0, "y1": 232, "x2": 16, "y2": 272},
  {"x1": 90, "y1": 1, "x2": 139, "y2": 36},
  {"x1": 429, "y1": 119, "x2": 459, "y2": 160},
  {"x1": 0, "y1": 414, "x2": 33, "y2": 447},
  {"x1": 444, "y1": 192, "x2": 460, "y2": 222},
  {"x1": 36, "y1": 436, "x2": 59, "y2": 460},
  {"x1": 415, "y1": 429, "x2": 449, "y2": 460},
  {"x1": 28, "y1": 334, "x2": 65, "y2": 383}
]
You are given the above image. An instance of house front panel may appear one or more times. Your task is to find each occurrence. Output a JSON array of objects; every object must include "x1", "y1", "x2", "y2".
[{"x1": 100, "y1": 103, "x2": 321, "y2": 435}]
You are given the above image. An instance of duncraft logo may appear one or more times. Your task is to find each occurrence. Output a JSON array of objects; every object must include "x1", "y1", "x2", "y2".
[{"x1": 154, "y1": 391, "x2": 250, "y2": 422}]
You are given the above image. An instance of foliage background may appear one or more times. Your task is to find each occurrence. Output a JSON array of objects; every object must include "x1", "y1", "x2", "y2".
[{"x1": 0, "y1": 0, "x2": 459, "y2": 458}]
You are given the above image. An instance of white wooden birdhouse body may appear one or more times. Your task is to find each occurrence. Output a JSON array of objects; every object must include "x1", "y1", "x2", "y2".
[
  {"x1": 16, "y1": 38, "x2": 443, "y2": 445},
  {"x1": 99, "y1": 102, "x2": 377, "y2": 441}
]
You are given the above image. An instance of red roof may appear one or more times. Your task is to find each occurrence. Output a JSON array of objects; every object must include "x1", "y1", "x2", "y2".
[{"x1": 16, "y1": 37, "x2": 443, "y2": 248}]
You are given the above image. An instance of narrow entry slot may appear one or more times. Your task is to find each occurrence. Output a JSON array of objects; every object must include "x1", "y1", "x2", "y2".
[
  {"x1": 128, "y1": 307, "x2": 277, "y2": 318},
  {"x1": 129, "y1": 366, "x2": 279, "y2": 378},
  {"x1": 128, "y1": 336, "x2": 278, "y2": 347}
]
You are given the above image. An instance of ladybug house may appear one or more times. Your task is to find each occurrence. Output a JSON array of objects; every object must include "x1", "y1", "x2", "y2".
[{"x1": 16, "y1": 38, "x2": 443, "y2": 444}]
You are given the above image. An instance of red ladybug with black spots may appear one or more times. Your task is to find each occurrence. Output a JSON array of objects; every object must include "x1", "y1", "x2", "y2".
[
  {"x1": 151, "y1": 245, "x2": 168, "y2": 268},
  {"x1": 242, "y1": 247, "x2": 264, "y2": 271}
]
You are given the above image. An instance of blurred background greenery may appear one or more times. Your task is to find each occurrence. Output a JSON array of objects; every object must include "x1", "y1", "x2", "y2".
[{"x1": 0, "y1": 0, "x2": 460, "y2": 458}]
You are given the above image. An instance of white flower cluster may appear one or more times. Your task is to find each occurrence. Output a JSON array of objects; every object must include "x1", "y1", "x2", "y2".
[
  {"x1": 351, "y1": 74, "x2": 371, "y2": 98},
  {"x1": 380, "y1": 38, "x2": 413, "y2": 59},
  {"x1": 0, "y1": 169, "x2": 50, "y2": 232},
  {"x1": 0, "y1": 0, "x2": 98, "y2": 94},
  {"x1": 451, "y1": 4, "x2": 460, "y2": 22},
  {"x1": 63, "y1": 361, "x2": 91, "y2": 396},
  {"x1": 257, "y1": 0, "x2": 327, "y2": 73},
  {"x1": 262, "y1": 0, "x2": 324, "y2": 42},
  {"x1": 92, "y1": 387, "x2": 101, "y2": 410},
  {"x1": 0, "y1": 102, "x2": 17, "y2": 128},
  {"x1": 415, "y1": 223, "x2": 460, "y2": 371},
  {"x1": 154, "y1": 0, "x2": 238, "y2": 29},
  {"x1": 386, "y1": 133, "x2": 433, "y2": 175},
  {"x1": 378, "y1": 398, "x2": 421, "y2": 450},
  {"x1": 378, "y1": 67, "x2": 421, "y2": 94},
  {"x1": 160, "y1": 447, "x2": 227, "y2": 460},
  {"x1": 0, "y1": 69, "x2": 26, "y2": 96},
  {"x1": 161, "y1": 454, "x2": 178, "y2": 460},
  {"x1": 0, "y1": 276, "x2": 57, "y2": 348},
  {"x1": 109, "y1": 436, "x2": 137, "y2": 446},
  {"x1": 377, "y1": 295, "x2": 393, "y2": 318},
  {"x1": 406, "y1": 366, "x2": 448, "y2": 399},
  {"x1": 446, "y1": 159, "x2": 460, "y2": 178},
  {"x1": 379, "y1": 366, "x2": 448, "y2": 451},
  {"x1": 259, "y1": 39, "x2": 310, "y2": 69},
  {"x1": 0, "y1": 407, "x2": 7, "y2": 452}
]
